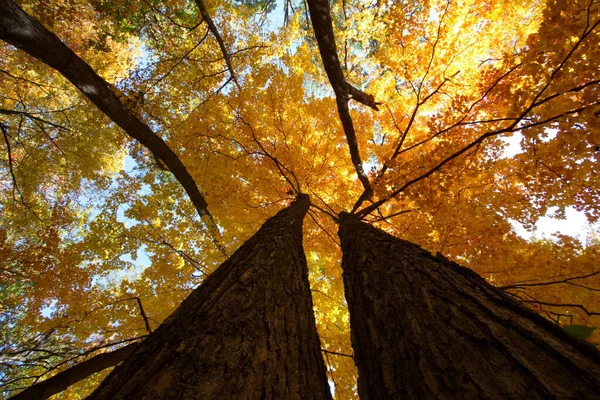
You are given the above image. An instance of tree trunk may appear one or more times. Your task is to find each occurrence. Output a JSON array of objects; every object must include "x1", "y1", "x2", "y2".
[
  {"x1": 89, "y1": 195, "x2": 331, "y2": 400},
  {"x1": 338, "y1": 212, "x2": 600, "y2": 399}
]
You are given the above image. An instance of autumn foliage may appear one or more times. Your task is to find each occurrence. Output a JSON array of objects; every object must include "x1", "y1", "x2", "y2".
[{"x1": 1, "y1": 0, "x2": 599, "y2": 397}]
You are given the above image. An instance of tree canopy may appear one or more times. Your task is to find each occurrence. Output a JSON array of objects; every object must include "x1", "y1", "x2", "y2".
[{"x1": 1, "y1": 0, "x2": 599, "y2": 397}]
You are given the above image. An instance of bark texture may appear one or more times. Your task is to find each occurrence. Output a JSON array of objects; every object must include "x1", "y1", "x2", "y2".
[
  {"x1": 10, "y1": 343, "x2": 138, "y2": 400},
  {"x1": 339, "y1": 212, "x2": 600, "y2": 399},
  {"x1": 89, "y1": 195, "x2": 332, "y2": 400}
]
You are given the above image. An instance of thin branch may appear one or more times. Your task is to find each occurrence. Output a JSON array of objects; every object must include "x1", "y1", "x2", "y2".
[
  {"x1": 143, "y1": 29, "x2": 209, "y2": 96},
  {"x1": 1, "y1": 336, "x2": 144, "y2": 390},
  {"x1": 186, "y1": 75, "x2": 233, "y2": 119},
  {"x1": 367, "y1": 208, "x2": 412, "y2": 223},
  {"x1": 322, "y1": 350, "x2": 337, "y2": 399},
  {"x1": 0, "y1": 108, "x2": 70, "y2": 131},
  {"x1": 193, "y1": 0, "x2": 241, "y2": 90},
  {"x1": 201, "y1": 44, "x2": 270, "y2": 64},
  {"x1": 532, "y1": 78, "x2": 600, "y2": 110},
  {"x1": 520, "y1": 300, "x2": 600, "y2": 317},
  {"x1": 1, "y1": 123, "x2": 21, "y2": 202},
  {"x1": 133, "y1": 297, "x2": 152, "y2": 334},
  {"x1": 522, "y1": 18, "x2": 600, "y2": 117},
  {"x1": 141, "y1": 0, "x2": 195, "y2": 30},
  {"x1": 308, "y1": 209, "x2": 340, "y2": 246},
  {"x1": 0, "y1": 123, "x2": 41, "y2": 220},
  {"x1": 382, "y1": 63, "x2": 523, "y2": 172},
  {"x1": 307, "y1": 187, "x2": 337, "y2": 215},
  {"x1": 418, "y1": 0, "x2": 451, "y2": 94},
  {"x1": 0, "y1": 266, "x2": 29, "y2": 279},
  {"x1": 8, "y1": 342, "x2": 140, "y2": 400},
  {"x1": 539, "y1": 160, "x2": 570, "y2": 186},
  {"x1": 133, "y1": 220, "x2": 209, "y2": 273},
  {"x1": 309, "y1": 202, "x2": 338, "y2": 222},
  {"x1": 311, "y1": 288, "x2": 344, "y2": 305},
  {"x1": 501, "y1": 270, "x2": 600, "y2": 292},
  {"x1": 357, "y1": 100, "x2": 600, "y2": 218},
  {"x1": 236, "y1": 114, "x2": 301, "y2": 194},
  {"x1": 321, "y1": 349, "x2": 354, "y2": 359}
]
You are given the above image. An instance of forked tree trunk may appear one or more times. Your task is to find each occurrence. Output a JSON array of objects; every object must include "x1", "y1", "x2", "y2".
[
  {"x1": 89, "y1": 195, "x2": 331, "y2": 399},
  {"x1": 338, "y1": 212, "x2": 600, "y2": 399}
]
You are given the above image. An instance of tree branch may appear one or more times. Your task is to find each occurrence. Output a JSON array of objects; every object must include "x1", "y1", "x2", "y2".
[
  {"x1": 236, "y1": 114, "x2": 302, "y2": 194},
  {"x1": 1, "y1": 123, "x2": 21, "y2": 202},
  {"x1": 307, "y1": 209, "x2": 339, "y2": 246},
  {"x1": 193, "y1": 0, "x2": 241, "y2": 90},
  {"x1": 366, "y1": 208, "x2": 412, "y2": 223},
  {"x1": 501, "y1": 270, "x2": 600, "y2": 292},
  {"x1": 0, "y1": 0, "x2": 211, "y2": 219},
  {"x1": 0, "y1": 108, "x2": 70, "y2": 131},
  {"x1": 357, "y1": 100, "x2": 600, "y2": 218},
  {"x1": 9, "y1": 343, "x2": 139, "y2": 400},
  {"x1": 305, "y1": 0, "x2": 379, "y2": 204},
  {"x1": 0, "y1": 122, "x2": 41, "y2": 220},
  {"x1": 133, "y1": 297, "x2": 152, "y2": 334},
  {"x1": 321, "y1": 349, "x2": 354, "y2": 359},
  {"x1": 520, "y1": 300, "x2": 600, "y2": 317}
]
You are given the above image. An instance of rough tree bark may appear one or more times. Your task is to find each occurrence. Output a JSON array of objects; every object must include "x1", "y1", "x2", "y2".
[
  {"x1": 88, "y1": 195, "x2": 332, "y2": 399},
  {"x1": 338, "y1": 212, "x2": 600, "y2": 399}
]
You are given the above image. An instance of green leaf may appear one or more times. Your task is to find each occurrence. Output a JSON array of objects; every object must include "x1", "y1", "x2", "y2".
[{"x1": 563, "y1": 325, "x2": 597, "y2": 340}]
